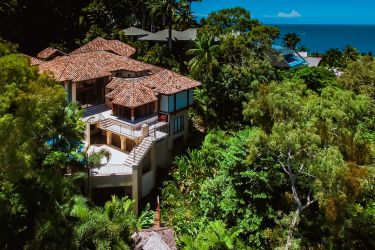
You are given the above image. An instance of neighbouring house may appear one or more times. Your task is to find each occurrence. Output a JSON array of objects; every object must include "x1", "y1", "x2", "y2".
[
  {"x1": 27, "y1": 37, "x2": 201, "y2": 211},
  {"x1": 132, "y1": 196, "x2": 177, "y2": 250},
  {"x1": 271, "y1": 45, "x2": 322, "y2": 69},
  {"x1": 122, "y1": 27, "x2": 152, "y2": 41},
  {"x1": 138, "y1": 28, "x2": 197, "y2": 42},
  {"x1": 271, "y1": 45, "x2": 308, "y2": 68}
]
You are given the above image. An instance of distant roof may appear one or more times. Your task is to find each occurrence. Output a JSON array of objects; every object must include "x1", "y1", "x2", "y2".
[
  {"x1": 123, "y1": 27, "x2": 152, "y2": 36},
  {"x1": 37, "y1": 47, "x2": 64, "y2": 60},
  {"x1": 70, "y1": 37, "x2": 136, "y2": 57},
  {"x1": 272, "y1": 45, "x2": 295, "y2": 56},
  {"x1": 175, "y1": 28, "x2": 197, "y2": 41},
  {"x1": 106, "y1": 77, "x2": 157, "y2": 108},
  {"x1": 304, "y1": 57, "x2": 322, "y2": 67},
  {"x1": 38, "y1": 51, "x2": 152, "y2": 82},
  {"x1": 138, "y1": 28, "x2": 197, "y2": 41},
  {"x1": 132, "y1": 227, "x2": 177, "y2": 250}
]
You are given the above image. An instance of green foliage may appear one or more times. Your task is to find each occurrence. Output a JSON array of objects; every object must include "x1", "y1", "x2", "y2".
[
  {"x1": 136, "y1": 43, "x2": 180, "y2": 72},
  {"x1": 188, "y1": 35, "x2": 220, "y2": 78},
  {"x1": 282, "y1": 33, "x2": 301, "y2": 50},
  {"x1": 200, "y1": 7, "x2": 252, "y2": 36},
  {"x1": 0, "y1": 37, "x2": 18, "y2": 57},
  {"x1": 166, "y1": 75, "x2": 375, "y2": 248},
  {"x1": 278, "y1": 66, "x2": 336, "y2": 92},
  {"x1": 338, "y1": 58, "x2": 375, "y2": 100},
  {"x1": 71, "y1": 195, "x2": 154, "y2": 249},
  {"x1": 181, "y1": 220, "x2": 244, "y2": 250},
  {"x1": 192, "y1": 54, "x2": 275, "y2": 128},
  {"x1": 321, "y1": 48, "x2": 344, "y2": 68}
]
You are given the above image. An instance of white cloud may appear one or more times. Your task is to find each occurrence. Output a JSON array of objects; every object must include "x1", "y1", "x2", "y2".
[{"x1": 277, "y1": 10, "x2": 301, "y2": 18}]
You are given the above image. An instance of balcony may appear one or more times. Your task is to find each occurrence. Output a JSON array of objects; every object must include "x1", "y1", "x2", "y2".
[{"x1": 83, "y1": 104, "x2": 168, "y2": 140}]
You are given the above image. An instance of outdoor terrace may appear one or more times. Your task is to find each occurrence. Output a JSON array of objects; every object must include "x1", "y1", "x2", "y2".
[{"x1": 83, "y1": 104, "x2": 169, "y2": 140}]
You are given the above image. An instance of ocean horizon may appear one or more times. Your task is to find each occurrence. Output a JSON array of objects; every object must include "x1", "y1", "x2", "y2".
[{"x1": 270, "y1": 24, "x2": 375, "y2": 54}]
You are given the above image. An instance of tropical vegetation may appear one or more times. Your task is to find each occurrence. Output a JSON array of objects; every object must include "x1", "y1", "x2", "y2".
[{"x1": 0, "y1": 2, "x2": 374, "y2": 249}]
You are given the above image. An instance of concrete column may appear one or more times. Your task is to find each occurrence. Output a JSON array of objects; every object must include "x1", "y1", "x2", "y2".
[
  {"x1": 85, "y1": 123, "x2": 91, "y2": 145},
  {"x1": 131, "y1": 108, "x2": 135, "y2": 122},
  {"x1": 141, "y1": 124, "x2": 149, "y2": 138},
  {"x1": 183, "y1": 113, "x2": 188, "y2": 142},
  {"x1": 72, "y1": 82, "x2": 77, "y2": 103},
  {"x1": 106, "y1": 131, "x2": 112, "y2": 145},
  {"x1": 154, "y1": 101, "x2": 158, "y2": 113},
  {"x1": 132, "y1": 164, "x2": 142, "y2": 214},
  {"x1": 120, "y1": 136, "x2": 126, "y2": 151},
  {"x1": 64, "y1": 82, "x2": 69, "y2": 101}
]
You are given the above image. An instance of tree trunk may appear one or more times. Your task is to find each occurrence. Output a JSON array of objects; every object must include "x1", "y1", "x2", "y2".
[
  {"x1": 151, "y1": 16, "x2": 154, "y2": 32},
  {"x1": 162, "y1": 13, "x2": 166, "y2": 27},
  {"x1": 142, "y1": 9, "x2": 146, "y2": 30},
  {"x1": 284, "y1": 208, "x2": 300, "y2": 250},
  {"x1": 168, "y1": 10, "x2": 173, "y2": 51}
]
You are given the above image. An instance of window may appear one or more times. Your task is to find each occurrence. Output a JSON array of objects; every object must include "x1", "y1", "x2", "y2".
[{"x1": 173, "y1": 115, "x2": 184, "y2": 134}]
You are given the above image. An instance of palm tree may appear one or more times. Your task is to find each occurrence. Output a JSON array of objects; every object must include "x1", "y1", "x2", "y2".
[
  {"x1": 182, "y1": 220, "x2": 242, "y2": 250},
  {"x1": 282, "y1": 32, "x2": 301, "y2": 50},
  {"x1": 343, "y1": 45, "x2": 359, "y2": 62},
  {"x1": 187, "y1": 35, "x2": 220, "y2": 78},
  {"x1": 86, "y1": 148, "x2": 111, "y2": 199},
  {"x1": 145, "y1": 0, "x2": 177, "y2": 51},
  {"x1": 70, "y1": 195, "x2": 154, "y2": 249},
  {"x1": 175, "y1": 1, "x2": 194, "y2": 30},
  {"x1": 146, "y1": 0, "x2": 167, "y2": 31},
  {"x1": 323, "y1": 48, "x2": 344, "y2": 68}
]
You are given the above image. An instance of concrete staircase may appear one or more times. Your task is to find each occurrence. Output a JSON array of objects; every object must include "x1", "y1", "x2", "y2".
[{"x1": 124, "y1": 136, "x2": 153, "y2": 168}]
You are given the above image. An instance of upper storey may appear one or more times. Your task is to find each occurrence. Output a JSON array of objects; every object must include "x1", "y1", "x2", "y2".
[
  {"x1": 38, "y1": 51, "x2": 152, "y2": 82},
  {"x1": 27, "y1": 37, "x2": 200, "y2": 113}
]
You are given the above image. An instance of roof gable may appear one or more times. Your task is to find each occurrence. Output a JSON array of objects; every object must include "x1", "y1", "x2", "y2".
[
  {"x1": 38, "y1": 51, "x2": 153, "y2": 82},
  {"x1": 70, "y1": 37, "x2": 136, "y2": 57},
  {"x1": 106, "y1": 77, "x2": 157, "y2": 108},
  {"x1": 37, "y1": 47, "x2": 64, "y2": 60}
]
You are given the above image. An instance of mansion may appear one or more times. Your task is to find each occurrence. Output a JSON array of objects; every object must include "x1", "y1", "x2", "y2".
[{"x1": 27, "y1": 37, "x2": 200, "y2": 210}]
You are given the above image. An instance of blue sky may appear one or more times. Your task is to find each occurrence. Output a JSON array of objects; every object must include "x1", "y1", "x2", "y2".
[{"x1": 192, "y1": 0, "x2": 375, "y2": 24}]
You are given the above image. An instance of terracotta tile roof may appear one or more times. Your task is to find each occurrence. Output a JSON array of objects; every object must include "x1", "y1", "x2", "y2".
[
  {"x1": 129, "y1": 68, "x2": 201, "y2": 95},
  {"x1": 37, "y1": 47, "x2": 64, "y2": 60},
  {"x1": 106, "y1": 77, "x2": 157, "y2": 108},
  {"x1": 21, "y1": 54, "x2": 45, "y2": 66},
  {"x1": 70, "y1": 37, "x2": 136, "y2": 57},
  {"x1": 38, "y1": 51, "x2": 152, "y2": 82}
]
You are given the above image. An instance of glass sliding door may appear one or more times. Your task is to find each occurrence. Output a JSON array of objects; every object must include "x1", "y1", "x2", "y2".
[{"x1": 76, "y1": 78, "x2": 106, "y2": 108}]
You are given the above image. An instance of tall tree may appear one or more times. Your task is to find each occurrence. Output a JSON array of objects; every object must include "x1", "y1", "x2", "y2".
[
  {"x1": 282, "y1": 32, "x2": 301, "y2": 50},
  {"x1": 187, "y1": 35, "x2": 220, "y2": 78}
]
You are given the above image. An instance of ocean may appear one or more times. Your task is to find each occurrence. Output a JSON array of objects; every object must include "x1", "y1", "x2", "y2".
[{"x1": 271, "y1": 24, "x2": 375, "y2": 54}]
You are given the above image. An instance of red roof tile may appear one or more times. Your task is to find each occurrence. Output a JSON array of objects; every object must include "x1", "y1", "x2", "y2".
[
  {"x1": 38, "y1": 51, "x2": 152, "y2": 82},
  {"x1": 70, "y1": 37, "x2": 136, "y2": 57},
  {"x1": 124, "y1": 68, "x2": 201, "y2": 95},
  {"x1": 21, "y1": 54, "x2": 45, "y2": 66},
  {"x1": 37, "y1": 47, "x2": 64, "y2": 60},
  {"x1": 106, "y1": 77, "x2": 157, "y2": 108}
]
